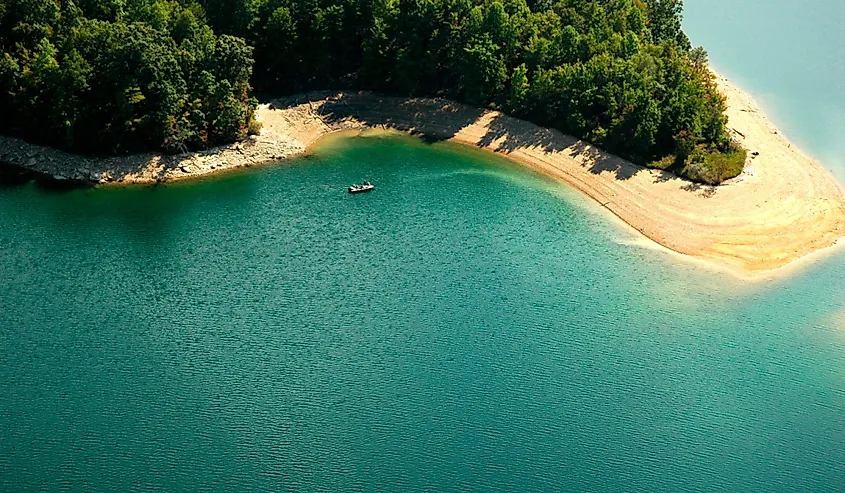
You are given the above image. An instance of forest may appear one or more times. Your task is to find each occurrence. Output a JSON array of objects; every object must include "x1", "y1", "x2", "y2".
[{"x1": 0, "y1": 0, "x2": 746, "y2": 184}]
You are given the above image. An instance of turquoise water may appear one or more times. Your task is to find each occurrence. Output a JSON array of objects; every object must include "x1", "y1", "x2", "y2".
[
  {"x1": 2, "y1": 133, "x2": 845, "y2": 491},
  {"x1": 684, "y1": 0, "x2": 845, "y2": 182}
]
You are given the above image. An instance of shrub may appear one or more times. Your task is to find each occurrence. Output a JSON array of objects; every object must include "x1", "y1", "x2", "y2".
[
  {"x1": 681, "y1": 146, "x2": 747, "y2": 184},
  {"x1": 648, "y1": 155, "x2": 676, "y2": 170},
  {"x1": 247, "y1": 117, "x2": 262, "y2": 136}
]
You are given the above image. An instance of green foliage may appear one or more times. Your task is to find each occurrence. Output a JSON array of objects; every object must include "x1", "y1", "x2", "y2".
[
  {"x1": 0, "y1": 0, "x2": 744, "y2": 183},
  {"x1": 507, "y1": 63, "x2": 530, "y2": 110},
  {"x1": 682, "y1": 146, "x2": 747, "y2": 185},
  {"x1": 224, "y1": 0, "x2": 740, "y2": 182},
  {"x1": 0, "y1": 0, "x2": 257, "y2": 154},
  {"x1": 461, "y1": 33, "x2": 507, "y2": 106},
  {"x1": 643, "y1": 0, "x2": 690, "y2": 49},
  {"x1": 247, "y1": 113, "x2": 262, "y2": 135}
]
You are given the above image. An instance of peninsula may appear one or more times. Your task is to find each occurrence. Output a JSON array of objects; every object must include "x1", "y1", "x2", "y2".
[
  {"x1": 3, "y1": 73, "x2": 844, "y2": 277},
  {"x1": 2, "y1": 0, "x2": 844, "y2": 276}
]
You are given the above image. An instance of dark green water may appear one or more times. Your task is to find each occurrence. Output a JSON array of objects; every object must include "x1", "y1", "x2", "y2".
[{"x1": 2, "y1": 133, "x2": 845, "y2": 491}]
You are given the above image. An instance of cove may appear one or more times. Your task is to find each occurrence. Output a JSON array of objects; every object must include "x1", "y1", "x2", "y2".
[{"x1": 2, "y1": 132, "x2": 845, "y2": 491}]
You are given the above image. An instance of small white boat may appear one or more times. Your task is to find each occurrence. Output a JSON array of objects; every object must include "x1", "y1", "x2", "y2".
[{"x1": 348, "y1": 181, "x2": 374, "y2": 194}]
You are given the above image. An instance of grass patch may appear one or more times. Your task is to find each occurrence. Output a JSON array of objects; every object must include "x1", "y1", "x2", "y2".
[{"x1": 680, "y1": 146, "x2": 747, "y2": 185}]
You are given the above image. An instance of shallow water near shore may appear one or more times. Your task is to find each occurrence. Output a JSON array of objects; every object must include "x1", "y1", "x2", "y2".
[
  {"x1": 2, "y1": 132, "x2": 845, "y2": 491},
  {"x1": 684, "y1": 0, "x2": 845, "y2": 183}
]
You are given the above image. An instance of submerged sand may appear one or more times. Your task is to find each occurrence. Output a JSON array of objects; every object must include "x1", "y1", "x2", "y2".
[{"x1": 2, "y1": 76, "x2": 844, "y2": 278}]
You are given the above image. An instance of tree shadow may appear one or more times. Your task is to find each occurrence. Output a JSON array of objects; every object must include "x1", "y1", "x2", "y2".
[
  {"x1": 0, "y1": 162, "x2": 92, "y2": 193},
  {"x1": 468, "y1": 111, "x2": 643, "y2": 181},
  {"x1": 681, "y1": 181, "x2": 717, "y2": 198},
  {"x1": 568, "y1": 140, "x2": 640, "y2": 180},
  {"x1": 0, "y1": 132, "x2": 261, "y2": 186},
  {"x1": 274, "y1": 90, "x2": 490, "y2": 144},
  {"x1": 477, "y1": 113, "x2": 573, "y2": 154},
  {"x1": 652, "y1": 170, "x2": 678, "y2": 184},
  {"x1": 3, "y1": 90, "x2": 709, "y2": 192},
  {"x1": 252, "y1": 92, "x2": 657, "y2": 183}
]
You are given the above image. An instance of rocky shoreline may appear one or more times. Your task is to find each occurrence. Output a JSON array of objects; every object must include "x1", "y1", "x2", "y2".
[
  {"x1": 0, "y1": 91, "x2": 415, "y2": 186},
  {"x1": 2, "y1": 89, "x2": 843, "y2": 277},
  {"x1": 0, "y1": 91, "x2": 517, "y2": 186},
  {"x1": 0, "y1": 132, "x2": 307, "y2": 186}
]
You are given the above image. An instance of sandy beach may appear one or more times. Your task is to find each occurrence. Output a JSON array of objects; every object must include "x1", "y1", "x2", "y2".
[{"x1": 2, "y1": 75, "x2": 843, "y2": 278}]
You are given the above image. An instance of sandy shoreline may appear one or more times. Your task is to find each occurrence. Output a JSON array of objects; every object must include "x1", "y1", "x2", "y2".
[{"x1": 2, "y1": 78, "x2": 844, "y2": 278}]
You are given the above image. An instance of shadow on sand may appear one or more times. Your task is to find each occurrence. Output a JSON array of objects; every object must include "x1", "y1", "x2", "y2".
[
  {"x1": 3, "y1": 90, "x2": 714, "y2": 194},
  {"x1": 270, "y1": 92, "x2": 655, "y2": 183}
]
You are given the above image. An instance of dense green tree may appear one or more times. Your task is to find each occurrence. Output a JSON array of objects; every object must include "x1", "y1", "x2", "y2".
[
  {"x1": 643, "y1": 0, "x2": 690, "y2": 49},
  {"x1": 0, "y1": 0, "x2": 257, "y2": 154},
  {"x1": 0, "y1": 0, "x2": 744, "y2": 182}
]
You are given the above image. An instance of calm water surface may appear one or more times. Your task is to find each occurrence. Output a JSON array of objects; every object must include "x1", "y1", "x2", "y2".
[
  {"x1": 684, "y1": 0, "x2": 845, "y2": 182},
  {"x1": 2, "y1": 133, "x2": 845, "y2": 491}
]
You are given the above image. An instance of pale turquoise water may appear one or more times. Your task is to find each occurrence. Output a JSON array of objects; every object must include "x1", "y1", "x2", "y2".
[
  {"x1": 2, "y1": 133, "x2": 845, "y2": 491},
  {"x1": 684, "y1": 0, "x2": 845, "y2": 182},
  {"x1": 3, "y1": 5, "x2": 845, "y2": 489}
]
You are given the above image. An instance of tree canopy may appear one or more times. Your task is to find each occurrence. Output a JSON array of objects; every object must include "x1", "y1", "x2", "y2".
[
  {"x1": 0, "y1": 0, "x2": 258, "y2": 154},
  {"x1": 0, "y1": 0, "x2": 745, "y2": 183}
]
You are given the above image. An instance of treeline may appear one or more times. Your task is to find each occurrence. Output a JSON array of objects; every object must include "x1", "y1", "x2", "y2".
[
  {"x1": 0, "y1": 0, "x2": 259, "y2": 154},
  {"x1": 0, "y1": 0, "x2": 745, "y2": 183}
]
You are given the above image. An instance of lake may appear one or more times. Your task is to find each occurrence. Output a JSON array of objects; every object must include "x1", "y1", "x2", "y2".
[
  {"x1": 2, "y1": 132, "x2": 845, "y2": 491},
  {"x1": 2, "y1": 2, "x2": 845, "y2": 490}
]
